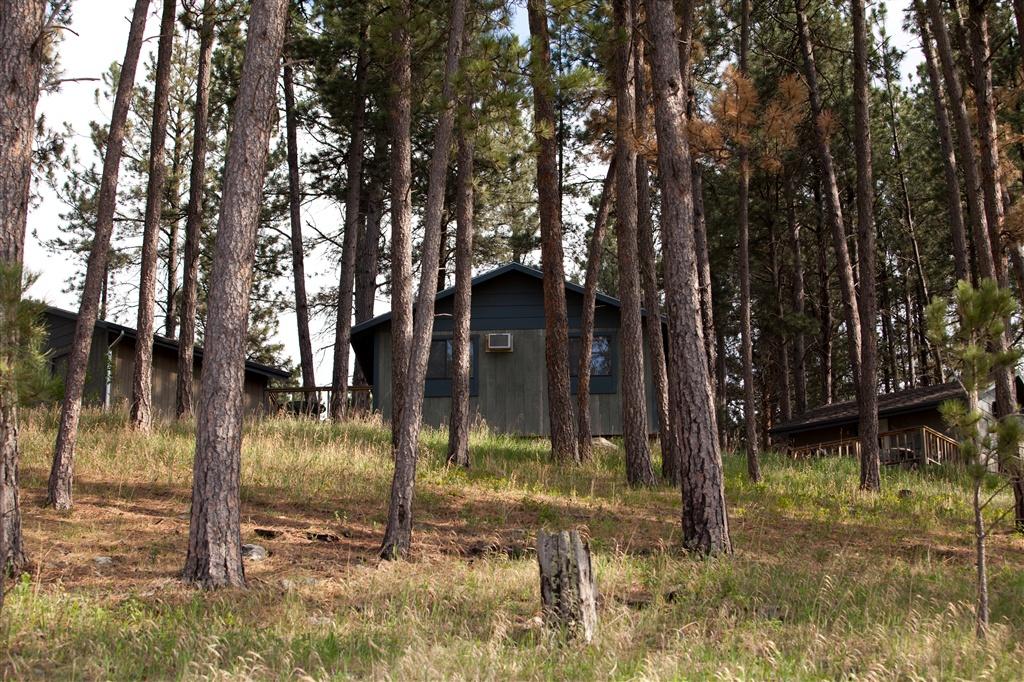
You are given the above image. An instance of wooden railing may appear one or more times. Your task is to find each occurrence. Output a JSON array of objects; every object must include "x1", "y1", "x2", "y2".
[
  {"x1": 264, "y1": 385, "x2": 372, "y2": 417},
  {"x1": 789, "y1": 425, "x2": 960, "y2": 467}
]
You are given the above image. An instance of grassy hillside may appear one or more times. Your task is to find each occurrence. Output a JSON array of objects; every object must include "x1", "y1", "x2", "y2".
[{"x1": 4, "y1": 409, "x2": 1024, "y2": 679}]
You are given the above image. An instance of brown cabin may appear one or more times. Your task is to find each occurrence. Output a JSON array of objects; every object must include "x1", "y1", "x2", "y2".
[
  {"x1": 43, "y1": 306, "x2": 290, "y2": 418},
  {"x1": 771, "y1": 382, "x2": 972, "y2": 466}
]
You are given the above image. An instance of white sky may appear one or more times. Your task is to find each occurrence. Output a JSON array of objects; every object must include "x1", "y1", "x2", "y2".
[{"x1": 26, "y1": 0, "x2": 921, "y2": 385}]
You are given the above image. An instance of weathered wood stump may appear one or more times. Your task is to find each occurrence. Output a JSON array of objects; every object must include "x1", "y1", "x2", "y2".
[{"x1": 536, "y1": 529, "x2": 597, "y2": 642}]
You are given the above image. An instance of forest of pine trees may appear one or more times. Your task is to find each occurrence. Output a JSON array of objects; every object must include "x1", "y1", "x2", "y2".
[{"x1": 3, "y1": 0, "x2": 1024, "y2": 653}]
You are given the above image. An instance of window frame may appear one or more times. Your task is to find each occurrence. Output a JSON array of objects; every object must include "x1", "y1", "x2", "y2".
[
  {"x1": 568, "y1": 331, "x2": 617, "y2": 395},
  {"x1": 424, "y1": 334, "x2": 479, "y2": 398}
]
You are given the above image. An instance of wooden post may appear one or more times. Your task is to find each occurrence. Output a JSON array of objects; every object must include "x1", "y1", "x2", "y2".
[{"x1": 536, "y1": 530, "x2": 597, "y2": 642}]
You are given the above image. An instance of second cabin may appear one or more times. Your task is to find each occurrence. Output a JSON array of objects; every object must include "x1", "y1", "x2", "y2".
[{"x1": 350, "y1": 262, "x2": 666, "y2": 437}]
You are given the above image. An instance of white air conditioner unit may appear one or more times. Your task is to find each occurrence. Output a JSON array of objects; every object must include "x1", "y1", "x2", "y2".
[{"x1": 486, "y1": 332, "x2": 513, "y2": 352}]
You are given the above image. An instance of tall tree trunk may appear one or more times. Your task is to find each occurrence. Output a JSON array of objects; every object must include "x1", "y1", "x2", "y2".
[
  {"x1": 692, "y1": 163, "x2": 716, "y2": 393},
  {"x1": 924, "y1": 0, "x2": 994, "y2": 280},
  {"x1": 648, "y1": 0, "x2": 731, "y2": 555},
  {"x1": 379, "y1": 0, "x2": 466, "y2": 559},
  {"x1": 528, "y1": 0, "x2": 578, "y2": 463},
  {"x1": 183, "y1": 0, "x2": 288, "y2": 588},
  {"x1": 353, "y1": 156, "x2": 384, "y2": 393},
  {"x1": 785, "y1": 173, "x2": 807, "y2": 414},
  {"x1": 815, "y1": 182, "x2": 834, "y2": 405},
  {"x1": 177, "y1": 0, "x2": 215, "y2": 419},
  {"x1": 851, "y1": 0, "x2": 881, "y2": 491},
  {"x1": 164, "y1": 118, "x2": 185, "y2": 340},
  {"x1": 0, "y1": 0, "x2": 48, "y2": 579},
  {"x1": 613, "y1": 0, "x2": 654, "y2": 486},
  {"x1": 48, "y1": 0, "x2": 150, "y2": 510},
  {"x1": 284, "y1": 58, "x2": 316, "y2": 391},
  {"x1": 915, "y1": 4, "x2": 971, "y2": 284},
  {"x1": 770, "y1": 215, "x2": 792, "y2": 423},
  {"x1": 796, "y1": 0, "x2": 862, "y2": 402},
  {"x1": 130, "y1": 0, "x2": 176, "y2": 431},
  {"x1": 330, "y1": 24, "x2": 369, "y2": 420},
  {"x1": 388, "y1": 0, "x2": 414, "y2": 446},
  {"x1": 634, "y1": 10, "x2": 679, "y2": 481},
  {"x1": 446, "y1": 122, "x2": 474, "y2": 468},
  {"x1": 878, "y1": 253, "x2": 897, "y2": 392},
  {"x1": 577, "y1": 161, "x2": 615, "y2": 463},
  {"x1": 737, "y1": 0, "x2": 760, "y2": 481},
  {"x1": 966, "y1": 0, "x2": 1022, "y2": 526},
  {"x1": 882, "y1": 44, "x2": 943, "y2": 382}
]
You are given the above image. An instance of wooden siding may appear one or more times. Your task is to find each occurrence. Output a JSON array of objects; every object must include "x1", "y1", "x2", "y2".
[
  {"x1": 108, "y1": 340, "x2": 269, "y2": 418},
  {"x1": 44, "y1": 312, "x2": 108, "y2": 404},
  {"x1": 374, "y1": 328, "x2": 660, "y2": 437}
]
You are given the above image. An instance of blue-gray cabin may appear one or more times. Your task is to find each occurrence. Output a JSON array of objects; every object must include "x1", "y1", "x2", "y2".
[{"x1": 350, "y1": 262, "x2": 666, "y2": 437}]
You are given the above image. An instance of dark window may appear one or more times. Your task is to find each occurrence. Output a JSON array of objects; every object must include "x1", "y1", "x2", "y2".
[
  {"x1": 569, "y1": 335, "x2": 613, "y2": 377},
  {"x1": 425, "y1": 339, "x2": 475, "y2": 380},
  {"x1": 424, "y1": 336, "x2": 479, "y2": 398}
]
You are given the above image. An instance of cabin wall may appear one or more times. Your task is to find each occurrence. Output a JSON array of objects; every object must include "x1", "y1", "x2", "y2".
[
  {"x1": 373, "y1": 327, "x2": 660, "y2": 437},
  {"x1": 107, "y1": 339, "x2": 269, "y2": 418},
  {"x1": 44, "y1": 313, "x2": 108, "y2": 404}
]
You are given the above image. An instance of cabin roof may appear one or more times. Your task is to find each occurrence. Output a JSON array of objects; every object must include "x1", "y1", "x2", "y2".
[
  {"x1": 44, "y1": 306, "x2": 290, "y2": 380},
  {"x1": 350, "y1": 261, "x2": 646, "y2": 337},
  {"x1": 771, "y1": 382, "x2": 968, "y2": 435}
]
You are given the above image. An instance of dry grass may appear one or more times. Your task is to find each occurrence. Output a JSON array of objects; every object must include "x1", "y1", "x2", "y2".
[{"x1": 4, "y1": 407, "x2": 1024, "y2": 680}]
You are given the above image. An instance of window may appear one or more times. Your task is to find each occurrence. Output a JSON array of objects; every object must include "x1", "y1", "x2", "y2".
[
  {"x1": 569, "y1": 335, "x2": 613, "y2": 377},
  {"x1": 426, "y1": 339, "x2": 475, "y2": 379},
  {"x1": 568, "y1": 334, "x2": 616, "y2": 395},
  {"x1": 424, "y1": 336, "x2": 478, "y2": 398}
]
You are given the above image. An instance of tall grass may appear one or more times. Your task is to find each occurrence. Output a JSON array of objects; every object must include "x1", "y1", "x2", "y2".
[{"x1": 4, "y1": 409, "x2": 1024, "y2": 680}]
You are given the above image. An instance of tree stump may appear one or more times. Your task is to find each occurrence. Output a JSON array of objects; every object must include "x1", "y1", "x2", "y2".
[{"x1": 536, "y1": 530, "x2": 597, "y2": 642}]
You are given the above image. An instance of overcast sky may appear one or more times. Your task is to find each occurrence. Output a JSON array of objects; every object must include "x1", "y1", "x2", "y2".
[{"x1": 26, "y1": 0, "x2": 922, "y2": 384}]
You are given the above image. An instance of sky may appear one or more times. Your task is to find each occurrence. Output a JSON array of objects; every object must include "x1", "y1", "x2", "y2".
[{"x1": 26, "y1": 0, "x2": 922, "y2": 385}]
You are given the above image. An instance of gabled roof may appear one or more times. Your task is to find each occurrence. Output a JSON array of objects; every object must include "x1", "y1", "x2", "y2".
[
  {"x1": 771, "y1": 381, "x2": 967, "y2": 434},
  {"x1": 351, "y1": 261, "x2": 653, "y2": 337},
  {"x1": 44, "y1": 306, "x2": 290, "y2": 380}
]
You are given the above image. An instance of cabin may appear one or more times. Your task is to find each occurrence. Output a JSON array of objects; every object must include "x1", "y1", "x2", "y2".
[
  {"x1": 771, "y1": 382, "x2": 989, "y2": 466},
  {"x1": 350, "y1": 262, "x2": 665, "y2": 437},
  {"x1": 42, "y1": 306, "x2": 289, "y2": 417}
]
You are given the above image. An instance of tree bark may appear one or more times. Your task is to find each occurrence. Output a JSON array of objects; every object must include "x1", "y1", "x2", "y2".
[
  {"x1": 966, "y1": 0, "x2": 1021, "y2": 525},
  {"x1": 647, "y1": 0, "x2": 731, "y2": 555},
  {"x1": 0, "y1": 0, "x2": 48, "y2": 579},
  {"x1": 528, "y1": 0, "x2": 578, "y2": 464},
  {"x1": 851, "y1": 0, "x2": 881, "y2": 491},
  {"x1": 388, "y1": 0, "x2": 413, "y2": 446},
  {"x1": 353, "y1": 155, "x2": 384, "y2": 396},
  {"x1": 379, "y1": 0, "x2": 466, "y2": 559},
  {"x1": 330, "y1": 24, "x2": 369, "y2": 420},
  {"x1": 814, "y1": 181, "x2": 834, "y2": 405},
  {"x1": 785, "y1": 174, "x2": 807, "y2": 414},
  {"x1": 183, "y1": 0, "x2": 288, "y2": 589},
  {"x1": 635, "y1": 6, "x2": 679, "y2": 481},
  {"x1": 915, "y1": 5, "x2": 971, "y2": 284},
  {"x1": 130, "y1": 0, "x2": 176, "y2": 431},
  {"x1": 177, "y1": 0, "x2": 215, "y2": 419},
  {"x1": 796, "y1": 0, "x2": 862, "y2": 404},
  {"x1": 447, "y1": 123, "x2": 474, "y2": 468},
  {"x1": 577, "y1": 161, "x2": 615, "y2": 463},
  {"x1": 536, "y1": 529, "x2": 598, "y2": 643},
  {"x1": 737, "y1": 0, "x2": 760, "y2": 481},
  {"x1": 48, "y1": 0, "x2": 150, "y2": 510},
  {"x1": 692, "y1": 163, "x2": 716, "y2": 395},
  {"x1": 284, "y1": 58, "x2": 316, "y2": 392},
  {"x1": 923, "y1": 0, "x2": 994, "y2": 280},
  {"x1": 614, "y1": 0, "x2": 653, "y2": 487}
]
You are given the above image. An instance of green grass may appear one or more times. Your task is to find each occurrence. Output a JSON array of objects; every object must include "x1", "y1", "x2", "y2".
[{"x1": 4, "y1": 408, "x2": 1024, "y2": 680}]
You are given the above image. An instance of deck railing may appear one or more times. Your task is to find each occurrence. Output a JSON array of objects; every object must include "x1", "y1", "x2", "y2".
[
  {"x1": 788, "y1": 425, "x2": 960, "y2": 467},
  {"x1": 264, "y1": 385, "x2": 372, "y2": 417}
]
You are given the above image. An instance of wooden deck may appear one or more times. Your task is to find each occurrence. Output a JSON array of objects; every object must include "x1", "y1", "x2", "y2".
[{"x1": 788, "y1": 426, "x2": 960, "y2": 466}]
